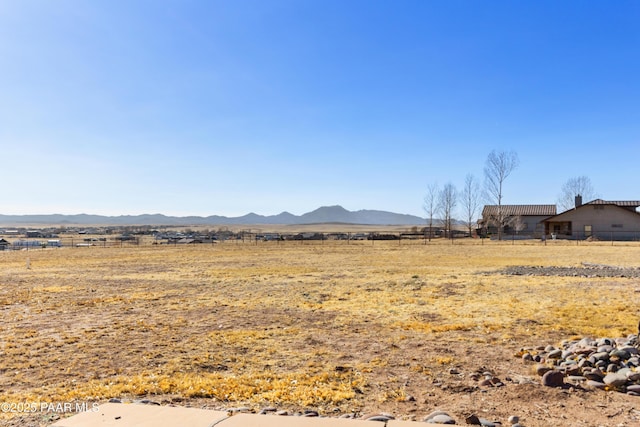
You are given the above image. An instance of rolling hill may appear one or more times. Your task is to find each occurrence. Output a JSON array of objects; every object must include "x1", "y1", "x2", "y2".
[{"x1": 0, "y1": 206, "x2": 426, "y2": 226}]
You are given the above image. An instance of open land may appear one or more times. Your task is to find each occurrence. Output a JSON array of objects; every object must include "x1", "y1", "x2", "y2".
[{"x1": 2, "y1": 239, "x2": 640, "y2": 426}]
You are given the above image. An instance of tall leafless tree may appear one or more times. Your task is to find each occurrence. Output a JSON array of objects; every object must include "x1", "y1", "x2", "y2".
[
  {"x1": 438, "y1": 182, "x2": 457, "y2": 239},
  {"x1": 557, "y1": 176, "x2": 598, "y2": 211},
  {"x1": 461, "y1": 174, "x2": 480, "y2": 237},
  {"x1": 423, "y1": 183, "x2": 439, "y2": 241},
  {"x1": 483, "y1": 150, "x2": 519, "y2": 240}
]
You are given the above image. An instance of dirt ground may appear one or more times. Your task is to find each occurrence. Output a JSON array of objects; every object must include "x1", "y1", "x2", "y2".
[
  {"x1": 7, "y1": 333, "x2": 640, "y2": 427},
  {"x1": 2, "y1": 243, "x2": 640, "y2": 427}
]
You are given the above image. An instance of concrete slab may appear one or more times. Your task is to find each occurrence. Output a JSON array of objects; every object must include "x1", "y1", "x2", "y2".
[
  {"x1": 51, "y1": 402, "x2": 229, "y2": 427},
  {"x1": 387, "y1": 419, "x2": 428, "y2": 426},
  {"x1": 219, "y1": 414, "x2": 364, "y2": 427}
]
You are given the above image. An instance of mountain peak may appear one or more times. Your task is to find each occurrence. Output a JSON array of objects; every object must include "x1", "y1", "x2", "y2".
[{"x1": 310, "y1": 205, "x2": 350, "y2": 213}]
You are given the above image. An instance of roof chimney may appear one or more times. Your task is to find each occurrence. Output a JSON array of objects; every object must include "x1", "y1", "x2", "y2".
[{"x1": 575, "y1": 194, "x2": 583, "y2": 208}]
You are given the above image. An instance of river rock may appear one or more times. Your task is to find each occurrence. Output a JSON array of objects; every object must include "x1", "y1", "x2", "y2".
[
  {"x1": 598, "y1": 338, "x2": 613, "y2": 346},
  {"x1": 610, "y1": 349, "x2": 630, "y2": 360},
  {"x1": 627, "y1": 384, "x2": 640, "y2": 393},
  {"x1": 364, "y1": 415, "x2": 392, "y2": 422},
  {"x1": 426, "y1": 414, "x2": 456, "y2": 424},
  {"x1": 535, "y1": 364, "x2": 552, "y2": 376},
  {"x1": 465, "y1": 414, "x2": 481, "y2": 425},
  {"x1": 627, "y1": 371, "x2": 640, "y2": 381},
  {"x1": 603, "y1": 372, "x2": 627, "y2": 388},
  {"x1": 583, "y1": 370, "x2": 604, "y2": 381},
  {"x1": 424, "y1": 411, "x2": 453, "y2": 421},
  {"x1": 542, "y1": 370, "x2": 565, "y2": 387},
  {"x1": 547, "y1": 349, "x2": 563, "y2": 359},
  {"x1": 590, "y1": 352, "x2": 609, "y2": 363},
  {"x1": 597, "y1": 344, "x2": 614, "y2": 353}
]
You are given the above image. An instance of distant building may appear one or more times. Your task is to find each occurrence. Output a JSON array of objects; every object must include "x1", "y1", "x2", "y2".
[
  {"x1": 543, "y1": 198, "x2": 640, "y2": 240},
  {"x1": 175, "y1": 238, "x2": 202, "y2": 244},
  {"x1": 12, "y1": 240, "x2": 42, "y2": 248},
  {"x1": 480, "y1": 205, "x2": 557, "y2": 238}
]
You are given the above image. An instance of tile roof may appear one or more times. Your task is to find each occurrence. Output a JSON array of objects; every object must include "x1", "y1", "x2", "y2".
[
  {"x1": 482, "y1": 204, "x2": 557, "y2": 217},
  {"x1": 585, "y1": 199, "x2": 640, "y2": 207}
]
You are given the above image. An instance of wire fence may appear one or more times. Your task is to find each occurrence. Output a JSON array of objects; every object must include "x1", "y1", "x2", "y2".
[{"x1": 4, "y1": 228, "x2": 640, "y2": 251}]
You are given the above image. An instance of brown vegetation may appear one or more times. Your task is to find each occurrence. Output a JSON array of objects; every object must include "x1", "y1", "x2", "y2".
[{"x1": 2, "y1": 240, "x2": 640, "y2": 426}]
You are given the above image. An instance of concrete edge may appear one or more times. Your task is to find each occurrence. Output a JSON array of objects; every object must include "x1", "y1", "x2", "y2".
[{"x1": 50, "y1": 403, "x2": 424, "y2": 427}]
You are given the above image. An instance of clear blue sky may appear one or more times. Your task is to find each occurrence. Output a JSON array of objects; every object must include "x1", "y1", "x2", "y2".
[{"x1": 1, "y1": 1, "x2": 639, "y2": 218}]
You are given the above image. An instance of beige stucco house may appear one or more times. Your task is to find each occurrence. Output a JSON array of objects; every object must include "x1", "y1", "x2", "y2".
[{"x1": 543, "y1": 199, "x2": 640, "y2": 240}]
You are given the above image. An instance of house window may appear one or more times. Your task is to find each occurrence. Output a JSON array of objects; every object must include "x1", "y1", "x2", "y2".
[
  {"x1": 612, "y1": 224, "x2": 623, "y2": 228},
  {"x1": 584, "y1": 225, "x2": 592, "y2": 237}
]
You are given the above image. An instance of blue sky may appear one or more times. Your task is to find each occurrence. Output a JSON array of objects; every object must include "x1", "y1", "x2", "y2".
[{"x1": 1, "y1": 1, "x2": 639, "y2": 218}]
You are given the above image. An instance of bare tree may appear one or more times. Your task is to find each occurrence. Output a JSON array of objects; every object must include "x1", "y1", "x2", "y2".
[
  {"x1": 483, "y1": 150, "x2": 519, "y2": 240},
  {"x1": 438, "y1": 182, "x2": 457, "y2": 239},
  {"x1": 507, "y1": 215, "x2": 526, "y2": 236},
  {"x1": 557, "y1": 176, "x2": 598, "y2": 211},
  {"x1": 461, "y1": 174, "x2": 480, "y2": 237},
  {"x1": 423, "y1": 183, "x2": 439, "y2": 241}
]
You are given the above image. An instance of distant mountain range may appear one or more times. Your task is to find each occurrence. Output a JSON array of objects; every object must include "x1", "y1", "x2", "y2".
[{"x1": 0, "y1": 206, "x2": 426, "y2": 226}]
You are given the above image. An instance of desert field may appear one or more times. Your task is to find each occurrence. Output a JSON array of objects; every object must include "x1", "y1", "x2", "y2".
[{"x1": 2, "y1": 239, "x2": 640, "y2": 426}]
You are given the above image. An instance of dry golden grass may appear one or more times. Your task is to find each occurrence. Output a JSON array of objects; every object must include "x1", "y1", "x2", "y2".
[{"x1": 2, "y1": 239, "x2": 640, "y2": 422}]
